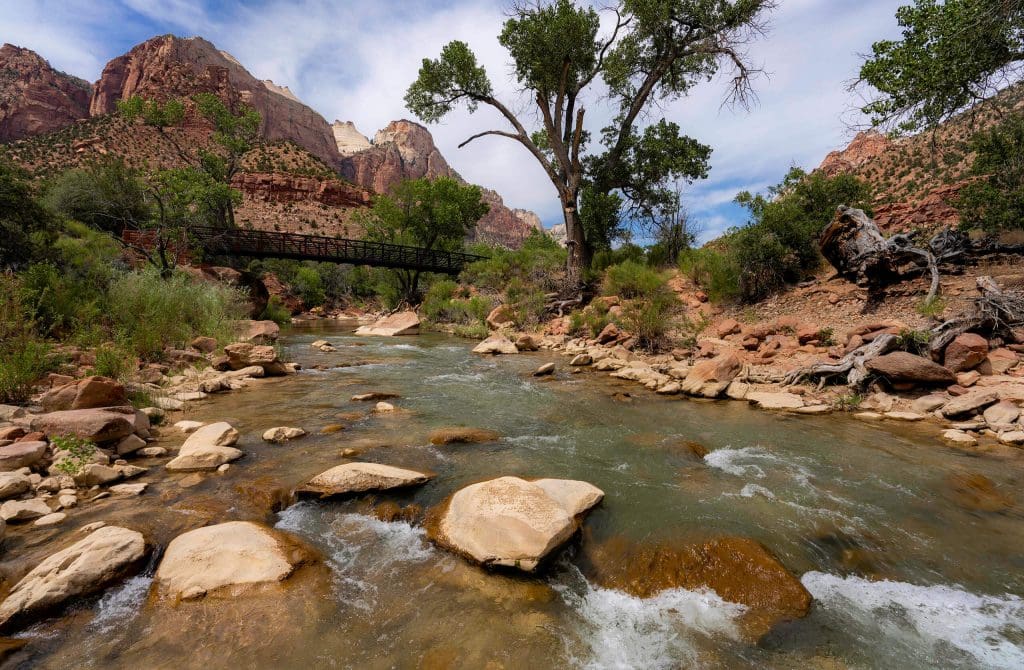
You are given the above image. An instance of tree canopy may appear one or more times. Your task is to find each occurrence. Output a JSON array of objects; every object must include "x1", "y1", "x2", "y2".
[
  {"x1": 406, "y1": 0, "x2": 775, "y2": 287},
  {"x1": 0, "y1": 161, "x2": 53, "y2": 271},
  {"x1": 859, "y1": 0, "x2": 1024, "y2": 133},
  {"x1": 956, "y1": 113, "x2": 1024, "y2": 232}
]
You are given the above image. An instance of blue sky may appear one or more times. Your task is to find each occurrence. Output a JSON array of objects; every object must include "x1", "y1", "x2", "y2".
[{"x1": 0, "y1": 0, "x2": 906, "y2": 241}]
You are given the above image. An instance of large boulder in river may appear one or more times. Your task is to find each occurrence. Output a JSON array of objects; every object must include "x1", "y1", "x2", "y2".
[
  {"x1": 223, "y1": 343, "x2": 288, "y2": 376},
  {"x1": 428, "y1": 476, "x2": 604, "y2": 572},
  {"x1": 298, "y1": 462, "x2": 432, "y2": 497},
  {"x1": 865, "y1": 351, "x2": 955, "y2": 385},
  {"x1": 354, "y1": 311, "x2": 420, "y2": 336},
  {"x1": 30, "y1": 408, "x2": 136, "y2": 443},
  {"x1": 680, "y1": 351, "x2": 742, "y2": 397},
  {"x1": 155, "y1": 521, "x2": 310, "y2": 599},
  {"x1": 943, "y1": 333, "x2": 989, "y2": 373},
  {"x1": 0, "y1": 526, "x2": 147, "y2": 631},
  {"x1": 472, "y1": 334, "x2": 519, "y2": 355},
  {"x1": 579, "y1": 534, "x2": 812, "y2": 640},
  {"x1": 39, "y1": 376, "x2": 127, "y2": 412},
  {"x1": 165, "y1": 421, "x2": 243, "y2": 471}
]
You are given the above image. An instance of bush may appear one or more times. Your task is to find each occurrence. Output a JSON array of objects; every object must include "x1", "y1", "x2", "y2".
[
  {"x1": 957, "y1": 113, "x2": 1024, "y2": 232},
  {"x1": 603, "y1": 261, "x2": 668, "y2": 299},
  {"x1": 91, "y1": 343, "x2": 135, "y2": 380},
  {"x1": 569, "y1": 301, "x2": 613, "y2": 338},
  {"x1": 260, "y1": 296, "x2": 292, "y2": 325},
  {"x1": 461, "y1": 231, "x2": 566, "y2": 294},
  {"x1": 678, "y1": 248, "x2": 740, "y2": 302},
  {"x1": 106, "y1": 269, "x2": 248, "y2": 360},
  {"x1": 506, "y1": 279, "x2": 548, "y2": 328},
  {"x1": 0, "y1": 338, "x2": 55, "y2": 404},
  {"x1": 422, "y1": 280, "x2": 493, "y2": 326},
  {"x1": 293, "y1": 266, "x2": 326, "y2": 307},
  {"x1": 616, "y1": 294, "x2": 676, "y2": 351}
]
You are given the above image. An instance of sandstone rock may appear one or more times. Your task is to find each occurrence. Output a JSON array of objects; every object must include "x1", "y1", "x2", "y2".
[
  {"x1": 110, "y1": 483, "x2": 147, "y2": 496},
  {"x1": 372, "y1": 402, "x2": 396, "y2": 413},
  {"x1": 223, "y1": 343, "x2": 284, "y2": 375},
  {"x1": 0, "y1": 44, "x2": 91, "y2": 143},
  {"x1": 174, "y1": 420, "x2": 205, "y2": 434},
  {"x1": 0, "y1": 427, "x2": 24, "y2": 441},
  {"x1": 596, "y1": 323, "x2": 621, "y2": 345},
  {"x1": 237, "y1": 320, "x2": 280, "y2": 344},
  {"x1": 747, "y1": 392, "x2": 804, "y2": 410},
  {"x1": 57, "y1": 494, "x2": 77, "y2": 509},
  {"x1": 865, "y1": 352, "x2": 955, "y2": 385},
  {"x1": 33, "y1": 512, "x2": 66, "y2": 527},
  {"x1": 486, "y1": 305, "x2": 515, "y2": 330},
  {"x1": 911, "y1": 395, "x2": 947, "y2": 413},
  {"x1": 31, "y1": 408, "x2": 135, "y2": 443},
  {"x1": 957, "y1": 370, "x2": 982, "y2": 387},
  {"x1": 262, "y1": 427, "x2": 306, "y2": 442},
  {"x1": 0, "y1": 526, "x2": 146, "y2": 630},
  {"x1": 942, "y1": 430, "x2": 978, "y2": 446},
  {"x1": 793, "y1": 404, "x2": 833, "y2": 415},
  {"x1": 945, "y1": 473, "x2": 1014, "y2": 512},
  {"x1": 473, "y1": 334, "x2": 519, "y2": 355},
  {"x1": 354, "y1": 311, "x2": 420, "y2": 337},
  {"x1": 0, "y1": 442, "x2": 47, "y2": 471},
  {"x1": 166, "y1": 422, "x2": 243, "y2": 471},
  {"x1": 115, "y1": 434, "x2": 146, "y2": 456},
  {"x1": 982, "y1": 348, "x2": 1019, "y2": 375},
  {"x1": 943, "y1": 333, "x2": 989, "y2": 373},
  {"x1": 138, "y1": 446, "x2": 168, "y2": 458},
  {"x1": 298, "y1": 462, "x2": 432, "y2": 497},
  {"x1": 180, "y1": 422, "x2": 239, "y2": 450},
  {"x1": 153, "y1": 397, "x2": 184, "y2": 411},
  {"x1": 189, "y1": 336, "x2": 218, "y2": 353},
  {"x1": 941, "y1": 390, "x2": 1000, "y2": 418},
  {"x1": 154, "y1": 521, "x2": 307, "y2": 599},
  {"x1": 429, "y1": 427, "x2": 501, "y2": 445},
  {"x1": 0, "y1": 406, "x2": 26, "y2": 422},
  {"x1": 0, "y1": 498, "x2": 50, "y2": 522},
  {"x1": 680, "y1": 352, "x2": 742, "y2": 398},
  {"x1": 715, "y1": 319, "x2": 741, "y2": 338},
  {"x1": 0, "y1": 472, "x2": 30, "y2": 500},
  {"x1": 429, "y1": 476, "x2": 603, "y2": 572},
  {"x1": 73, "y1": 464, "x2": 122, "y2": 487},
  {"x1": 569, "y1": 354, "x2": 592, "y2": 366},
  {"x1": 351, "y1": 392, "x2": 399, "y2": 402},
  {"x1": 515, "y1": 335, "x2": 539, "y2": 352},
  {"x1": 533, "y1": 363, "x2": 555, "y2": 377},
  {"x1": 997, "y1": 431, "x2": 1024, "y2": 445},
  {"x1": 39, "y1": 376, "x2": 127, "y2": 412},
  {"x1": 983, "y1": 401, "x2": 1020, "y2": 427}
]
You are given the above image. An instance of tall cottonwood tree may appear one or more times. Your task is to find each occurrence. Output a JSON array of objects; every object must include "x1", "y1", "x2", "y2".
[{"x1": 406, "y1": 0, "x2": 775, "y2": 289}]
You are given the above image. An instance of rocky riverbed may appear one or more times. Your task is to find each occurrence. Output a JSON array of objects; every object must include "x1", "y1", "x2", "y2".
[{"x1": 0, "y1": 320, "x2": 1021, "y2": 669}]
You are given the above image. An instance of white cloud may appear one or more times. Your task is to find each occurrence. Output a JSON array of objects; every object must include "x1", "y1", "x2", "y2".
[{"x1": 0, "y1": 0, "x2": 908, "y2": 234}]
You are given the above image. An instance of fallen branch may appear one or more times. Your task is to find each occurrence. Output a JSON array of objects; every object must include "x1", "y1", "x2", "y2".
[
  {"x1": 782, "y1": 333, "x2": 899, "y2": 389},
  {"x1": 928, "y1": 276, "x2": 1024, "y2": 357}
]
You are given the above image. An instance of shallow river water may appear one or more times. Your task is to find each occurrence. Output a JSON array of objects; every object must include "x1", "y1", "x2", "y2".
[{"x1": 14, "y1": 322, "x2": 1024, "y2": 669}]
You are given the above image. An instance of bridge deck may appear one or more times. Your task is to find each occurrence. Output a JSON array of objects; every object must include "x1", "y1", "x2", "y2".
[{"x1": 190, "y1": 226, "x2": 484, "y2": 275}]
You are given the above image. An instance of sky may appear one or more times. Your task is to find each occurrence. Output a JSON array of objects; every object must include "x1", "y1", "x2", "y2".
[{"x1": 0, "y1": 0, "x2": 906, "y2": 241}]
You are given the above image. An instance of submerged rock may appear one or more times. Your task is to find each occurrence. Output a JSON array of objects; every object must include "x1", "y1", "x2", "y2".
[
  {"x1": 428, "y1": 427, "x2": 501, "y2": 445},
  {"x1": 428, "y1": 476, "x2": 603, "y2": 572},
  {"x1": 262, "y1": 427, "x2": 306, "y2": 442},
  {"x1": 579, "y1": 534, "x2": 812, "y2": 640},
  {"x1": 0, "y1": 526, "x2": 147, "y2": 630},
  {"x1": 945, "y1": 472, "x2": 1015, "y2": 513},
  {"x1": 298, "y1": 462, "x2": 432, "y2": 497},
  {"x1": 154, "y1": 521, "x2": 310, "y2": 599}
]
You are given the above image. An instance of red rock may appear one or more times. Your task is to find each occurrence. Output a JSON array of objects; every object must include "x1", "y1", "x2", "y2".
[
  {"x1": 190, "y1": 337, "x2": 218, "y2": 353},
  {"x1": 796, "y1": 325, "x2": 821, "y2": 344},
  {"x1": 486, "y1": 305, "x2": 516, "y2": 330},
  {"x1": 0, "y1": 442, "x2": 47, "y2": 471},
  {"x1": 16, "y1": 432, "x2": 44, "y2": 443},
  {"x1": 865, "y1": 352, "x2": 956, "y2": 385},
  {"x1": 235, "y1": 320, "x2": 280, "y2": 344},
  {"x1": 980, "y1": 348, "x2": 1019, "y2": 375},
  {"x1": 30, "y1": 408, "x2": 136, "y2": 443},
  {"x1": 943, "y1": 333, "x2": 989, "y2": 373},
  {"x1": 0, "y1": 44, "x2": 91, "y2": 142},
  {"x1": 597, "y1": 323, "x2": 621, "y2": 345},
  {"x1": 716, "y1": 319, "x2": 741, "y2": 338},
  {"x1": 0, "y1": 427, "x2": 25, "y2": 441},
  {"x1": 39, "y1": 376, "x2": 127, "y2": 412}
]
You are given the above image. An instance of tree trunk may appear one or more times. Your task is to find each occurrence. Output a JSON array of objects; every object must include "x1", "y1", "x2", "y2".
[{"x1": 562, "y1": 203, "x2": 589, "y2": 294}]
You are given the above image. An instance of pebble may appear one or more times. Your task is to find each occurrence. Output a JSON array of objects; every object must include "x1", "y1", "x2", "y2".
[{"x1": 217, "y1": 464, "x2": 230, "y2": 473}]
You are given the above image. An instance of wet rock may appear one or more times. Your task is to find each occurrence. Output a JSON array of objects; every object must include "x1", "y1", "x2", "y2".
[
  {"x1": 262, "y1": 427, "x2": 306, "y2": 442},
  {"x1": 533, "y1": 363, "x2": 555, "y2": 377},
  {"x1": 428, "y1": 427, "x2": 501, "y2": 445},
  {"x1": 680, "y1": 351, "x2": 742, "y2": 398},
  {"x1": 579, "y1": 534, "x2": 811, "y2": 640},
  {"x1": 154, "y1": 521, "x2": 309, "y2": 599},
  {"x1": 429, "y1": 476, "x2": 603, "y2": 572},
  {"x1": 515, "y1": 335, "x2": 539, "y2": 352},
  {"x1": 110, "y1": 483, "x2": 147, "y2": 496},
  {"x1": 941, "y1": 390, "x2": 1000, "y2": 418},
  {"x1": 166, "y1": 422, "x2": 243, "y2": 472},
  {"x1": 33, "y1": 512, "x2": 66, "y2": 527},
  {"x1": 0, "y1": 498, "x2": 49, "y2": 522},
  {"x1": 351, "y1": 392, "x2": 399, "y2": 402},
  {"x1": 39, "y1": 376, "x2": 127, "y2": 412},
  {"x1": 30, "y1": 408, "x2": 136, "y2": 443},
  {"x1": 56, "y1": 494, "x2": 77, "y2": 509},
  {"x1": 0, "y1": 526, "x2": 146, "y2": 630},
  {"x1": 371, "y1": 501, "x2": 423, "y2": 524},
  {"x1": 942, "y1": 430, "x2": 978, "y2": 447},
  {"x1": 884, "y1": 411, "x2": 927, "y2": 422},
  {"x1": 943, "y1": 333, "x2": 989, "y2": 373},
  {"x1": 354, "y1": 311, "x2": 420, "y2": 337},
  {"x1": 472, "y1": 335, "x2": 519, "y2": 355},
  {"x1": 747, "y1": 392, "x2": 804, "y2": 410},
  {"x1": 0, "y1": 472, "x2": 30, "y2": 500},
  {"x1": 0, "y1": 442, "x2": 46, "y2": 471},
  {"x1": 865, "y1": 352, "x2": 955, "y2": 385},
  {"x1": 372, "y1": 402, "x2": 396, "y2": 413},
  {"x1": 945, "y1": 473, "x2": 1014, "y2": 512},
  {"x1": 298, "y1": 462, "x2": 432, "y2": 497},
  {"x1": 319, "y1": 424, "x2": 345, "y2": 435}
]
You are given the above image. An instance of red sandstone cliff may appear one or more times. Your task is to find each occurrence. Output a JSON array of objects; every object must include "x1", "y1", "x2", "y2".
[
  {"x1": 89, "y1": 35, "x2": 340, "y2": 167},
  {"x1": 0, "y1": 44, "x2": 91, "y2": 142}
]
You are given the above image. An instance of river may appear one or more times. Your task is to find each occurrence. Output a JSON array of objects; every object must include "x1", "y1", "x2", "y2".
[{"x1": 15, "y1": 321, "x2": 1024, "y2": 669}]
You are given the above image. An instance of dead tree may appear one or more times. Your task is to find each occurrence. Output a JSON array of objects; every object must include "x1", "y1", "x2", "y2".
[{"x1": 782, "y1": 333, "x2": 899, "y2": 389}]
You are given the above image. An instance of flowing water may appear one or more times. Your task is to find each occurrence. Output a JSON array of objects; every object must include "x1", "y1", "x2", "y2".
[{"x1": 12, "y1": 322, "x2": 1024, "y2": 669}]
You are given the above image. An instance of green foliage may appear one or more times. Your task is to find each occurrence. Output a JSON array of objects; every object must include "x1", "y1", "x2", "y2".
[
  {"x1": 105, "y1": 269, "x2": 248, "y2": 360},
  {"x1": 363, "y1": 176, "x2": 489, "y2": 302},
  {"x1": 896, "y1": 328, "x2": 933, "y2": 355},
  {"x1": 452, "y1": 323, "x2": 490, "y2": 339},
  {"x1": 260, "y1": 296, "x2": 292, "y2": 325},
  {"x1": 505, "y1": 279, "x2": 548, "y2": 328},
  {"x1": 51, "y1": 435, "x2": 97, "y2": 476},
  {"x1": 602, "y1": 260, "x2": 668, "y2": 299},
  {"x1": 0, "y1": 339, "x2": 54, "y2": 405},
  {"x1": 833, "y1": 392, "x2": 864, "y2": 412},
  {"x1": 616, "y1": 293, "x2": 678, "y2": 352},
  {"x1": 91, "y1": 343, "x2": 135, "y2": 381},
  {"x1": 1, "y1": 160, "x2": 54, "y2": 270},
  {"x1": 117, "y1": 96, "x2": 185, "y2": 129},
  {"x1": 461, "y1": 230, "x2": 566, "y2": 293},
  {"x1": 293, "y1": 266, "x2": 326, "y2": 307},
  {"x1": 422, "y1": 280, "x2": 494, "y2": 326},
  {"x1": 957, "y1": 113, "x2": 1024, "y2": 232},
  {"x1": 678, "y1": 247, "x2": 741, "y2": 303},
  {"x1": 44, "y1": 158, "x2": 150, "y2": 235},
  {"x1": 817, "y1": 327, "x2": 837, "y2": 347},
  {"x1": 592, "y1": 243, "x2": 645, "y2": 272},
  {"x1": 915, "y1": 295, "x2": 947, "y2": 318},
  {"x1": 859, "y1": 0, "x2": 1024, "y2": 133}
]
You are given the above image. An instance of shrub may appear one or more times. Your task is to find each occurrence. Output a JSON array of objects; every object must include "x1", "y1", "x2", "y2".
[
  {"x1": 460, "y1": 231, "x2": 566, "y2": 294},
  {"x1": 51, "y1": 435, "x2": 97, "y2": 475},
  {"x1": 422, "y1": 280, "x2": 493, "y2": 326},
  {"x1": 91, "y1": 343, "x2": 134, "y2": 380},
  {"x1": 896, "y1": 328, "x2": 932, "y2": 356},
  {"x1": 915, "y1": 295, "x2": 947, "y2": 318},
  {"x1": 452, "y1": 323, "x2": 490, "y2": 339},
  {"x1": 260, "y1": 296, "x2": 292, "y2": 325},
  {"x1": 293, "y1": 266, "x2": 326, "y2": 307},
  {"x1": 956, "y1": 113, "x2": 1024, "y2": 232},
  {"x1": 0, "y1": 338, "x2": 54, "y2": 404},
  {"x1": 616, "y1": 294, "x2": 677, "y2": 352},
  {"x1": 678, "y1": 247, "x2": 740, "y2": 302},
  {"x1": 569, "y1": 302, "x2": 613, "y2": 338},
  {"x1": 603, "y1": 261, "x2": 668, "y2": 299}
]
